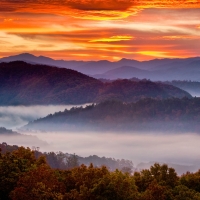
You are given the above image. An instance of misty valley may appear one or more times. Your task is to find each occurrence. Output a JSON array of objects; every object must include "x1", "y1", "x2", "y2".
[
  {"x1": 2, "y1": 100, "x2": 200, "y2": 173},
  {"x1": 1, "y1": 57, "x2": 200, "y2": 199},
  {"x1": 0, "y1": 59, "x2": 200, "y2": 167},
  {"x1": 1, "y1": 0, "x2": 200, "y2": 198}
]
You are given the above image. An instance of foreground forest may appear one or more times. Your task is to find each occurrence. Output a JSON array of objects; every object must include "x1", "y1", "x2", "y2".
[
  {"x1": 0, "y1": 143, "x2": 133, "y2": 173},
  {"x1": 24, "y1": 97, "x2": 200, "y2": 133},
  {"x1": 1, "y1": 144, "x2": 200, "y2": 200}
]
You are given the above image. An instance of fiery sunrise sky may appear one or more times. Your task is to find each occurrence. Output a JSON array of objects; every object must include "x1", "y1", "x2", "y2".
[{"x1": 0, "y1": 0, "x2": 200, "y2": 61}]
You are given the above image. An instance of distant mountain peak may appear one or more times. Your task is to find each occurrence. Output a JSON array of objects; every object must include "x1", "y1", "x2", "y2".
[
  {"x1": 18, "y1": 53, "x2": 35, "y2": 56},
  {"x1": 13, "y1": 53, "x2": 36, "y2": 59},
  {"x1": 1, "y1": 54, "x2": 200, "y2": 81},
  {"x1": 119, "y1": 58, "x2": 136, "y2": 62},
  {"x1": 1, "y1": 53, "x2": 37, "y2": 61},
  {"x1": 119, "y1": 58, "x2": 128, "y2": 61},
  {"x1": 38, "y1": 55, "x2": 52, "y2": 59},
  {"x1": 118, "y1": 58, "x2": 139, "y2": 65}
]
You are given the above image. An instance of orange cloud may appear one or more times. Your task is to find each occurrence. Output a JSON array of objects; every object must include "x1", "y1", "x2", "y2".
[
  {"x1": 0, "y1": 1, "x2": 200, "y2": 61},
  {"x1": 136, "y1": 0, "x2": 200, "y2": 8},
  {"x1": 136, "y1": 51, "x2": 178, "y2": 58},
  {"x1": 163, "y1": 35, "x2": 200, "y2": 40},
  {"x1": 0, "y1": 0, "x2": 137, "y2": 20},
  {"x1": 89, "y1": 35, "x2": 134, "y2": 42},
  {"x1": 1, "y1": 0, "x2": 200, "y2": 21}
]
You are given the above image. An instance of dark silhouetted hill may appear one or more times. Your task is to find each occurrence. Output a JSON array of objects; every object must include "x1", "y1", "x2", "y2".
[
  {"x1": 0, "y1": 61, "x2": 102, "y2": 105},
  {"x1": 95, "y1": 79, "x2": 191, "y2": 103},
  {"x1": 0, "y1": 61, "x2": 191, "y2": 105}
]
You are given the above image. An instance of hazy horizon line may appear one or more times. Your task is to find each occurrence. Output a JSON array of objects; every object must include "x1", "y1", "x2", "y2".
[{"x1": 1, "y1": 52, "x2": 200, "y2": 63}]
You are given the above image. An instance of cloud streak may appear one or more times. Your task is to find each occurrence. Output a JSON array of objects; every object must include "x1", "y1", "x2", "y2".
[{"x1": 1, "y1": 0, "x2": 200, "y2": 12}]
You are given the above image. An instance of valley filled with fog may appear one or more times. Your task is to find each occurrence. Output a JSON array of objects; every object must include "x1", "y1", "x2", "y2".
[
  {"x1": 22, "y1": 130, "x2": 200, "y2": 166},
  {"x1": 1, "y1": 104, "x2": 200, "y2": 174}
]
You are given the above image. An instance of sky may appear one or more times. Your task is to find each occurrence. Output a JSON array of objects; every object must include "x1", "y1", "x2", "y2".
[{"x1": 0, "y1": 0, "x2": 200, "y2": 61}]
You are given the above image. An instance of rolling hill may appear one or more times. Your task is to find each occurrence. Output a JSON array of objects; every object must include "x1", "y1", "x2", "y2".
[
  {"x1": 94, "y1": 66, "x2": 151, "y2": 80},
  {"x1": 0, "y1": 61, "x2": 191, "y2": 105},
  {"x1": 0, "y1": 61, "x2": 102, "y2": 105},
  {"x1": 95, "y1": 79, "x2": 191, "y2": 103},
  {"x1": 93, "y1": 59, "x2": 200, "y2": 81}
]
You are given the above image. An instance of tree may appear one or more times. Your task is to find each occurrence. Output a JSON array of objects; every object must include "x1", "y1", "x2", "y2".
[
  {"x1": 173, "y1": 185, "x2": 200, "y2": 200},
  {"x1": 62, "y1": 164, "x2": 139, "y2": 200},
  {"x1": 0, "y1": 147, "x2": 45, "y2": 199},
  {"x1": 92, "y1": 169, "x2": 139, "y2": 200},
  {"x1": 10, "y1": 165, "x2": 65, "y2": 200},
  {"x1": 66, "y1": 154, "x2": 79, "y2": 169},
  {"x1": 134, "y1": 163, "x2": 178, "y2": 194},
  {"x1": 180, "y1": 170, "x2": 200, "y2": 192},
  {"x1": 141, "y1": 180, "x2": 171, "y2": 200}
]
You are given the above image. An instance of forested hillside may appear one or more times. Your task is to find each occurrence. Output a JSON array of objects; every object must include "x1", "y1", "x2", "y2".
[
  {"x1": 95, "y1": 79, "x2": 191, "y2": 102},
  {"x1": 100, "y1": 78, "x2": 200, "y2": 98},
  {"x1": 169, "y1": 80, "x2": 200, "y2": 97},
  {"x1": 0, "y1": 61, "x2": 191, "y2": 105},
  {"x1": 24, "y1": 98, "x2": 200, "y2": 132},
  {"x1": 1, "y1": 144, "x2": 200, "y2": 199},
  {"x1": 0, "y1": 143, "x2": 133, "y2": 172}
]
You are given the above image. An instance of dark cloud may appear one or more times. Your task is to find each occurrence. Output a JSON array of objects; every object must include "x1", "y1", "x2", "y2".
[
  {"x1": 0, "y1": 0, "x2": 134, "y2": 12},
  {"x1": 66, "y1": 0, "x2": 134, "y2": 11},
  {"x1": 1, "y1": 0, "x2": 200, "y2": 13}
]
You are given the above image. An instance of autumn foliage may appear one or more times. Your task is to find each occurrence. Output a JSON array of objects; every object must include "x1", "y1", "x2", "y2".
[{"x1": 1, "y1": 145, "x2": 200, "y2": 199}]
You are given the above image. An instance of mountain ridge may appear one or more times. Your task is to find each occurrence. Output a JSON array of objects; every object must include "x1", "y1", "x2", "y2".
[
  {"x1": 0, "y1": 61, "x2": 191, "y2": 105},
  {"x1": 1, "y1": 53, "x2": 200, "y2": 80}
]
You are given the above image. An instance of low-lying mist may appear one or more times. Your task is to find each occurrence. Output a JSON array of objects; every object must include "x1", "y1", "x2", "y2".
[
  {"x1": 18, "y1": 131, "x2": 200, "y2": 167},
  {"x1": 0, "y1": 104, "x2": 90, "y2": 129},
  {"x1": 0, "y1": 134, "x2": 48, "y2": 148},
  {"x1": 188, "y1": 91, "x2": 200, "y2": 98},
  {"x1": 2, "y1": 104, "x2": 200, "y2": 174}
]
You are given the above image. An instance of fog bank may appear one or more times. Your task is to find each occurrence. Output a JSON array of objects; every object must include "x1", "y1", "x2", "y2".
[
  {"x1": 1, "y1": 105, "x2": 200, "y2": 174},
  {"x1": 19, "y1": 131, "x2": 200, "y2": 167}
]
